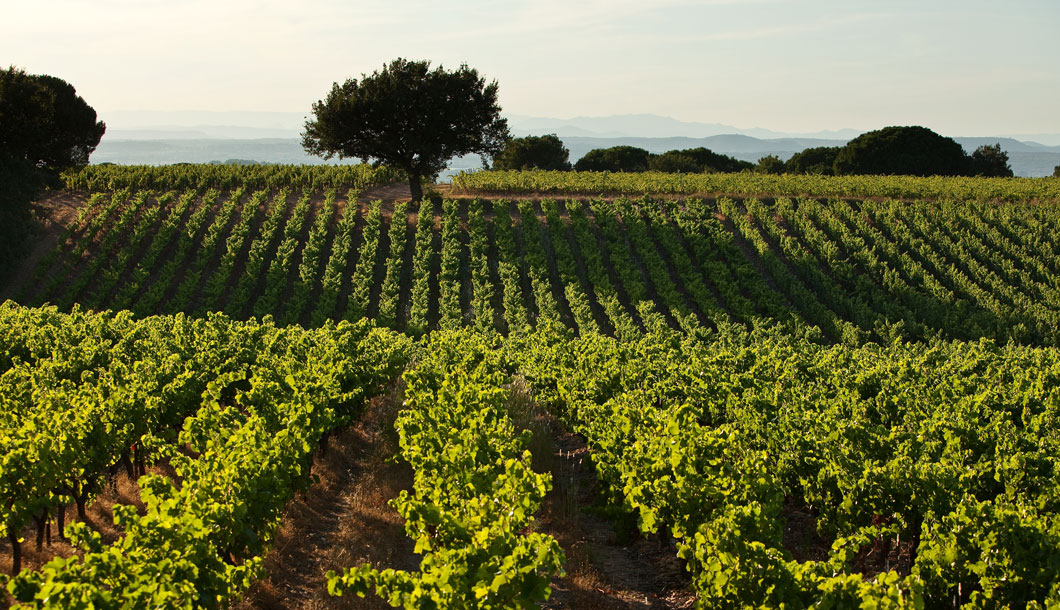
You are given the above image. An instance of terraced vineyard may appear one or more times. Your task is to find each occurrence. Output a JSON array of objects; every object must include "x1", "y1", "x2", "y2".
[{"x1": 2, "y1": 165, "x2": 1060, "y2": 609}]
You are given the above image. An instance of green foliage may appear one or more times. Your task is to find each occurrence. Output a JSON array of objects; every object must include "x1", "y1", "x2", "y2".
[
  {"x1": 0, "y1": 67, "x2": 105, "y2": 274},
  {"x1": 648, "y1": 147, "x2": 753, "y2": 173},
  {"x1": 785, "y1": 146, "x2": 840, "y2": 175},
  {"x1": 302, "y1": 58, "x2": 509, "y2": 200},
  {"x1": 344, "y1": 199, "x2": 383, "y2": 322},
  {"x1": 512, "y1": 325, "x2": 1060, "y2": 608},
  {"x1": 833, "y1": 126, "x2": 970, "y2": 176},
  {"x1": 34, "y1": 168, "x2": 400, "y2": 328},
  {"x1": 647, "y1": 151, "x2": 699, "y2": 173},
  {"x1": 436, "y1": 199, "x2": 465, "y2": 330},
  {"x1": 1, "y1": 302, "x2": 412, "y2": 607},
  {"x1": 0, "y1": 163, "x2": 38, "y2": 275},
  {"x1": 0, "y1": 67, "x2": 105, "y2": 174},
  {"x1": 466, "y1": 200, "x2": 497, "y2": 332},
  {"x1": 327, "y1": 331, "x2": 563, "y2": 608},
  {"x1": 915, "y1": 499, "x2": 1060, "y2": 608},
  {"x1": 755, "y1": 154, "x2": 786, "y2": 174},
  {"x1": 64, "y1": 163, "x2": 398, "y2": 192},
  {"x1": 454, "y1": 169, "x2": 1060, "y2": 202},
  {"x1": 376, "y1": 200, "x2": 411, "y2": 328},
  {"x1": 968, "y1": 143, "x2": 1014, "y2": 177},
  {"x1": 8, "y1": 299, "x2": 1060, "y2": 608},
  {"x1": 21, "y1": 166, "x2": 1060, "y2": 345},
  {"x1": 573, "y1": 146, "x2": 651, "y2": 172},
  {"x1": 406, "y1": 199, "x2": 436, "y2": 335},
  {"x1": 575, "y1": 146, "x2": 751, "y2": 174},
  {"x1": 14, "y1": 158, "x2": 1060, "y2": 609},
  {"x1": 492, "y1": 134, "x2": 571, "y2": 171}
]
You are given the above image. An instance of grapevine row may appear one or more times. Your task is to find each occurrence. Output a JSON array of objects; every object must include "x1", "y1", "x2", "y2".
[
  {"x1": 327, "y1": 330, "x2": 563, "y2": 608},
  {"x1": 2, "y1": 302, "x2": 412, "y2": 606}
]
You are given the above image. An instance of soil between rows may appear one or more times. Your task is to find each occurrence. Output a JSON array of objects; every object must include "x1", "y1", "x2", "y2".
[
  {"x1": 234, "y1": 379, "x2": 698, "y2": 609},
  {"x1": 232, "y1": 384, "x2": 418, "y2": 610}
]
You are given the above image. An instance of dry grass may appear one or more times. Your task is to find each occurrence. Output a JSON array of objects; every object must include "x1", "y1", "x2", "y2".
[{"x1": 232, "y1": 382, "x2": 418, "y2": 610}]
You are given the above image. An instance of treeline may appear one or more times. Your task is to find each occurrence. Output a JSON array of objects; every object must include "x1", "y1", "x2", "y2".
[
  {"x1": 765, "y1": 126, "x2": 1014, "y2": 178},
  {"x1": 494, "y1": 127, "x2": 1022, "y2": 178},
  {"x1": 493, "y1": 134, "x2": 752, "y2": 173}
]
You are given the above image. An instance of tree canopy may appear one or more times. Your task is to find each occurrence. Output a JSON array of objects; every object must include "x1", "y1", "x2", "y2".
[
  {"x1": 968, "y1": 143, "x2": 1013, "y2": 177},
  {"x1": 647, "y1": 151, "x2": 701, "y2": 173},
  {"x1": 832, "y1": 126, "x2": 970, "y2": 177},
  {"x1": 648, "y1": 147, "x2": 752, "y2": 173},
  {"x1": 755, "y1": 154, "x2": 786, "y2": 175},
  {"x1": 785, "y1": 146, "x2": 840, "y2": 175},
  {"x1": 574, "y1": 146, "x2": 652, "y2": 172},
  {"x1": 573, "y1": 146, "x2": 751, "y2": 174},
  {"x1": 493, "y1": 134, "x2": 571, "y2": 171},
  {"x1": 0, "y1": 67, "x2": 106, "y2": 173},
  {"x1": 302, "y1": 58, "x2": 509, "y2": 201},
  {"x1": 0, "y1": 67, "x2": 105, "y2": 273}
]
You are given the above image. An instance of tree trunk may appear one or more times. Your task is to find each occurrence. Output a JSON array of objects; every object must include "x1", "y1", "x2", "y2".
[
  {"x1": 9, "y1": 528, "x2": 20, "y2": 575},
  {"x1": 134, "y1": 445, "x2": 146, "y2": 477},
  {"x1": 907, "y1": 518, "x2": 923, "y2": 570},
  {"x1": 408, "y1": 173, "x2": 423, "y2": 202},
  {"x1": 56, "y1": 503, "x2": 66, "y2": 541},
  {"x1": 73, "y1": 480, "x2": 87, "y2": 521},
  {"x1": 123, "y1": 451, "x2": 135, "y2": 479},
  {"x1": 33, "y1": 509, "x2": 46, "y2": 551}
]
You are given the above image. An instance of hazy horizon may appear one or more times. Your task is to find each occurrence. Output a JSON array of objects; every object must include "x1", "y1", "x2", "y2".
[
  {"x1": 96, "y1": 109, "x2": 1060, "y2": 147},
  {"x1": 5, "y1": 0, "x2": 1059, "y2": 138}
]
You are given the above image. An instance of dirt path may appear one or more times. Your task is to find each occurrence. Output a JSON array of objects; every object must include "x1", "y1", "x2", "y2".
[
  {"x1": 512, "y1": 387, "x2": 696, "y2": 610},
  {"x1": 232, "y1": 384, "x2": 417, "y2": 610},
  {"x1": 359, "y1": 183, "x2": 413, "y2": 212}
]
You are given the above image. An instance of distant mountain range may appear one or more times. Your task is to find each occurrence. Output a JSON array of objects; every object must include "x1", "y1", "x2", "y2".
[
  {"x1": 507, "y1": 113, "x2": 867, "y2": 141},
  {"x1": 94, "y1": 112, "x2": 1060, "y2": 177}
]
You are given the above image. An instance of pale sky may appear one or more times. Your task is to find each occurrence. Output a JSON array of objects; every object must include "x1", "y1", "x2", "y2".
[{"x1": 4, "y1": 0, "x2": 1059, "y2": 136}]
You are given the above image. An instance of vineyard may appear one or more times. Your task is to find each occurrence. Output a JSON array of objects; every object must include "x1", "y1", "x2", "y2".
[
  {"x1": 1, "y1": 165, "x2": 1059, "y2": 608},
  {"x1": 8, "y1": 166, "x2": 1060, "y2": 346}
]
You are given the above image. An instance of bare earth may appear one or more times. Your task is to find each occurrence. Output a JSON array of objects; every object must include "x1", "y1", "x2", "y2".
[
  {"x1": 0, "y1": 191, "x2": 87, "y2": 303},
  {"x1": 232, "y1": 383, "x2": 419, "y2": 610}
]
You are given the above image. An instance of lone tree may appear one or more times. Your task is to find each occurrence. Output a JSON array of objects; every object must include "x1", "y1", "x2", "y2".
[
  {"x1": 493, "y1": 134, "x2": 571, "y2": 171},
  {"x1": 302, "y1": 58, "x2": 510, "y2": 201},
  {"x1": 1, "y1": 67, "x2": 105, "y2": 270}
]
